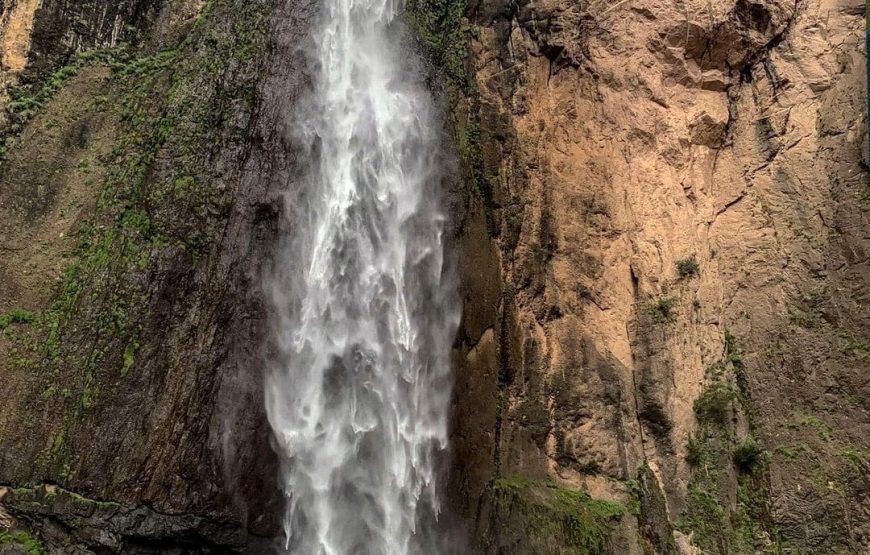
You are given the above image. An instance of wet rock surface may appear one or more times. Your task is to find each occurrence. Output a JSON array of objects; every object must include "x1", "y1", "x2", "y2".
[
  {"x1": 0, "y1": 0, "x2": 311, "y2": 549},
  {"x1": 1, "y1": 485, "x2": 271, "y2": 553}
]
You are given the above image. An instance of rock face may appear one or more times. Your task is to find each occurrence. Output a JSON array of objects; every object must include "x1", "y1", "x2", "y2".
[
  {"x1": 0, "y1": 0, "x2": 867, "y2": 553},
  {"x1": 443, "y1": 0, "x2": 869, "y2": 552},
  {"x1": 0, "y1": 0, "x2": 308, "y2": 550}
]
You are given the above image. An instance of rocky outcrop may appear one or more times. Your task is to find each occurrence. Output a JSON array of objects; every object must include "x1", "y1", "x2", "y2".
[
  {"x1": 0, "y1": 485, "x2": 269, "y2": 553},
  {"x1": 0, "y1": 0, "x2": 42, "y2": 73},
  {"x1": 0, "y1": 0, "x2": 867, "y2": 553}
]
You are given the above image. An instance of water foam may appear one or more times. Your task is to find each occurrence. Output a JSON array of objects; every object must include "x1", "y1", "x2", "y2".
[{"x1": 265, "y1": 0, "x2": 459, "y2": 552}]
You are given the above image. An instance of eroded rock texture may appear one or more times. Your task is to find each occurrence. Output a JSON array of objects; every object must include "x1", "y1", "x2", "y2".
[
  {"x1": 444, "y1": 0, "x2": 869, "y2": 552},
  {"x1": 0, "y1": 0, "x2": 867, "y2": 553}
]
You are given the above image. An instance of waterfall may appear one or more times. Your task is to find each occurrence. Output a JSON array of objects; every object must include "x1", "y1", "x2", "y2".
[{"x1": 264, "y1": 0, "x2": 459, "y2": 552}]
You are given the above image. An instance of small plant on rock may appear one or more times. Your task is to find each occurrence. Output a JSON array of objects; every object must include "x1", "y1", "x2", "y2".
[
  {"x1": 647, "y1": 297, "x2": 678, "y2": 323},
  {"x1": 677, "y1": 256, "x2": 700, "y2": 279},
  {"x1": 694, "y1": 381, "x2": 737, "y2": 426},
  {"x1": 733, "y1": 435, "x2": 767, "y2": 474},
  {"x1": 686, "y1": 434, "x2": 706, "y2": 466}
]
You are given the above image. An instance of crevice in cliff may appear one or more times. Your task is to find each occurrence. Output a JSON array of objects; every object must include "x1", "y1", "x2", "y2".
[
  {"x1": 623, "y1": 263, "x2": 681, "y2": 553},
  {"x1": 627, "y1": 265, "x2": 647, "y2": 456},
  {"x1": 492, "y1": 291, "x2": 512, "y2": 475},
  {"x1": 720, "y1": 0, "x2": 802, "y2": 147}
]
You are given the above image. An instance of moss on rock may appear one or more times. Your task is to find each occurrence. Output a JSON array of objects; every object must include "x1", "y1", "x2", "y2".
[
  {"x1": 0, "y1": 530, "x2": 44, "y2": 555},
  {"x1": 0, "y1": 0, "x2": 273, "y2": 490},
  {"x1": 482, "y1": 476, "x2": 626, "y2": 554}
]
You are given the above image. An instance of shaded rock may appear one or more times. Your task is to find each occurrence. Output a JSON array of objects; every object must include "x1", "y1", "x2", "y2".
[{"x1": 689, "y1": 109, "x2": 729, "y2": 147}]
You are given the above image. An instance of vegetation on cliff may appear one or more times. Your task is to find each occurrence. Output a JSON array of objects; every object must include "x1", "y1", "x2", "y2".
[
  {"x1": 1, "y1": 0, "x2": 271, "y2": 480},
  {"x1": 405, "y1": 0, "x2": 497, "y2": 222},
  {"x1": 0, "y1": 0, "x2": 275, "y2": 550},
  {"x1": 485, "y1": 477, "x2": 627, "y2": 554},
  {"x1": 676, "y1": 335, "x2": 783, "y2": 554}
]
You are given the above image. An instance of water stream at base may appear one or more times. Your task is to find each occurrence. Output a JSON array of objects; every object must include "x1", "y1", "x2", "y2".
[{"x1": 265, "y1": 0, "x2": 459, "y2": 552}]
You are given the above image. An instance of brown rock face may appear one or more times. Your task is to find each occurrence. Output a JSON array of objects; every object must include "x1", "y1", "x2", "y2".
[
  {"x1": 448, "y1": 0, "x2": 869, "y2": 552},
  {"x1": 0, "y1": 0, "x2": 41, "y2": 72},
  {"x1": 0, "y1": 0, "x2": 41, "y2": 129}
]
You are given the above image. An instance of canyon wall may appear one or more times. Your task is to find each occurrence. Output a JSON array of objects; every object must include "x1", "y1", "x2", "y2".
[
  {"x1": 0, "y1": 0, "x2": 867, "y2": 553},
  {"x1": 441, "y1": 0, "x2": 870, "y2": 552}
]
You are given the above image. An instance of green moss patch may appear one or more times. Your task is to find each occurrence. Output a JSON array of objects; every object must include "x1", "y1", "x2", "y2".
[
  {"x1": 0, "y1": 309, "x2": 37, "y2": 331},
  {"x1": 1, "y1": 49, "x2": 126, "y2": 159},
  {"x1": 488, "y1": 477, "x2": 625, "y2": 554},
  {"x1": 0, "y1": 530, "x2": 45, "y2": 555}
]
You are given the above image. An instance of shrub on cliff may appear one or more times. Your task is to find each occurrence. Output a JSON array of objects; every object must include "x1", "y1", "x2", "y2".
[
  {"x1": 647, "y1": 296, "x2": 678, "y2": 323},
  {"x1": 694, "y1": 381, "x2": 737, "y2": 426},
  {"x1": 733, "y1": 435, "x2": 767, "y2": 474},
  {"x1": 676, "y1": 256, "x2": 700, "y2": 279}
]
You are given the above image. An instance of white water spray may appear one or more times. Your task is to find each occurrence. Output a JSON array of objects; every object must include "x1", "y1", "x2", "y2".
[{"x1": 265, "y1": 0, "x2": 459, "y2": 552}]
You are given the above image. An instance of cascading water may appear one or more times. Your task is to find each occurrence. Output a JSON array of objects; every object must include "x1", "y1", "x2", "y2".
[{"x1": 265, "y1": 0, "x2": 459, "y2": 552}]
